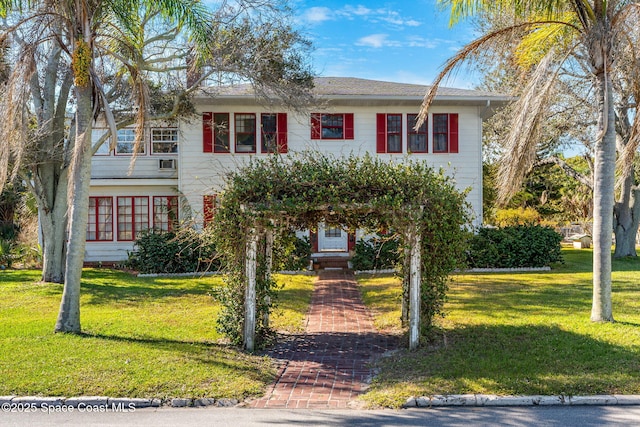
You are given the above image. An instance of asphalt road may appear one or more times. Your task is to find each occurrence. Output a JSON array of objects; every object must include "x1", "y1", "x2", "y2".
[{"x1": 3, "y1": 406, "x2": 640, "y2": 427}]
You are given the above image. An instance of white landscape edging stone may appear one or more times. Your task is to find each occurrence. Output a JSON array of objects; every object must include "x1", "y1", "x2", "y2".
[
  {"x1": 614, "y1": 395, "x2": 640, "y2": 405},
  {"x1": 568, "y1": 395, "x2": 617, "y2": 405},
  {"x1": 63, "y1": 396, "x2": 110, "y2": 407},
  {"x1": 107, "y1": 397, "x2": 161, "y2": 408},
  {"x1": 405, "y1": 394, "x2": 640, "y2": 408},
  {"x1": 462, "y1": 266, "x2": 551, "y2": 273},
  {"x1": 11, "y1": 396, "x2": 65, "y2": 407}
]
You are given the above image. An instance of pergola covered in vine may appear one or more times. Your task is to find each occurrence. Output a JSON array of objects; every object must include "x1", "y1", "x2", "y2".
[{"x1": 212, "y1": 153, "x2": 470, "y2": 351}]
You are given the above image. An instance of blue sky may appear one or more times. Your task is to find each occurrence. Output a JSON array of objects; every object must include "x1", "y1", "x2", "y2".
[{"x1": 293, "y1": 0, "x2": 479, "y2": 88}]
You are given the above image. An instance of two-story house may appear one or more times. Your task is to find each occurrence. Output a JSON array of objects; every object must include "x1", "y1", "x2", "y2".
[{"x1": 86, "y1": 77, "x2": 509, "y2": 263}]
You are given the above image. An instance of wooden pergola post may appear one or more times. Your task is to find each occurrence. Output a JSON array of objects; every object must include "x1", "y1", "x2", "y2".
[
  {"x1": 408, "y1": 225, "x2": 422, "y2": 350},
  {"x1": 401, "y1": 243, "x2": 410, "y2": 327},
  {"x1": 244, "y1": 227, "x2": 258, "y2": 352},
  {"x1": 263, "y1": 227, "x2": 274, "y2": 328}
]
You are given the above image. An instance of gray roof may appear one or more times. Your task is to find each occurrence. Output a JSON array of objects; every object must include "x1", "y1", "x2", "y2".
[
  {"x1": 199, "y1": 76, "x2": 511, "y2": 107},
  {"x1": 312, "y1": 77, "x2": 500, "y2": 98}
]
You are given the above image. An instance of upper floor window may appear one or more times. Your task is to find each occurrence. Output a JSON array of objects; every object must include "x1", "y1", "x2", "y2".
[
  {"x1": 311, "y1": 113, "x2": 354, "y2": 140},
  {"x1": 407, "y1": 114, "x2": 428, "y2": 153},
  {"x1": 235, "y1": 113, "x2": 256, "y2": 153},
  {"x1": 153, "y1": 196, "x2": 179, "y2": 232},
  {"x1": 93, "y1": 128, "x2": 111, "y2": 155},
  {"x1": 87, "y1": 197, "x2": 113, "y2": 241},
  {"x1": 376, "y1": 114, "x2": 402, "y2": 153},
  {"x1": 203, "y1": 112, "x2": 230, "y2": 153},
  {"x1": 115, "y1": 129, "x2": 145, "y2": 155},
  {"x1": 151, "y1": 128, "x2": 178, "y2": 155},
  {"x1": 261, "y1": 113, "x2": 288, "y2": 153},
  {"x1": 432, "y1": 113, "x2": 459, "y2": 153}
]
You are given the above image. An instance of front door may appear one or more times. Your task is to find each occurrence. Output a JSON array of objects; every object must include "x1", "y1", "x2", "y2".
[{"x1": 317, "y1": 223, "x2": 348, "y2": 252}]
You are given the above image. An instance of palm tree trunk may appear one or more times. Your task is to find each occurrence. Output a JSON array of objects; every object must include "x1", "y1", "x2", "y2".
[
  {"x1": 54, "y1": 84, "x2": 93, "y2": 333},
  {"x1": 591, "y1": 68, "x2": 615, "y2": 322}
]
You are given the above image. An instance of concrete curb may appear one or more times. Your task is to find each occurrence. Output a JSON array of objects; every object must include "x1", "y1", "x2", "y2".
[{"x1": 404, "y1": 394, "x2": 640, "y2": 408}]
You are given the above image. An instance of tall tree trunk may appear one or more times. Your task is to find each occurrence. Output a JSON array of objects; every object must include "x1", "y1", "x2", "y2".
[
  {"x1": 591, "y1": 68, "x2": 615, "y2": 323},
  {"x1": 613, "y1": 169, "x2": 640, "y2": 258},
  {"x1": 32, "y1": 45, "x2": 72, "y2": 284},
  {"x1": 54, "y1": 84, "x2": 93, "y2": 333},
  {"x1": 38, "y1": 168, "x2": 69, "y2": 283}
]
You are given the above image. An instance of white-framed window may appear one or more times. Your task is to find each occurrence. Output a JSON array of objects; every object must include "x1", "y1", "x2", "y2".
[
  {"x1": 92, "y1": 128, "x2": 111, "y2": 156},
  {"x1": 153, "y1": 196, "x2": 179, "y2": 232},
  {"x1": 115, "y1": 129, "x2": 145, "y2": 155},
  {"x1": 87, "y1": 197, "x2": 113, "y2": 241},
  {"x1": 117, "y1": 196, "x2": 149, "y2": 241},
  {"x1": 235, "y1": 113, "x2": 256, "y2": 153},
  {"x1": 151, "y1": 128, "x2": 178, "y2": 155}
]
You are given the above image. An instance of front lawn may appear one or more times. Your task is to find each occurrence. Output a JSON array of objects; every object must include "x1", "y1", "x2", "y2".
[
  {"x1": 0, "y1": 269, "x2": 314, "y2": 400},
  {"x1": 357, "y1": 249, "x2": 640, "y2": 408}
]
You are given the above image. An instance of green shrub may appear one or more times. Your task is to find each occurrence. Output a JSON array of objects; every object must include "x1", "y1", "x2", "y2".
[
  {"x1": 127, "y1": 228, "x2": 220, "y2": 274},
  {"x1": 351, "y1": 236, "x2": 400, "y2": 271},
  {"x1": 273, "y1": 232, "x2": 311, "y2": 271},
  {"x1": 0, "y1": 239, "x2": 14, "y2": 269},
  {"x1": 467, "y1": 225, "x2": 563, "y2": 268},
  {"x1": 494, "y1": 207, "x2": 541, "y2": 227},
  {"x1": 0, "y1": 222, "x2": 18, "y2": 241}
]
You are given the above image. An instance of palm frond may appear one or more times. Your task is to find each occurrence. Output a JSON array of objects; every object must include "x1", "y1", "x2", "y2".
[
  {"x1": 515, "y1": 12, "x2": 578, "y2": 69},
  {"x1": 417, "y1": 22, "x2": 545, "y2": 128},
  {"x1": 496, "y1": 51, "x2": 567, "y2": 204},
  {"x1": 440, "y1": 0, "x2": 578, "y2": 26}
]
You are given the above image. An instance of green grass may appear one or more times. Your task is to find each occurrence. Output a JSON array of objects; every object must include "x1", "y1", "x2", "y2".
[
  {"x1": 0, "y1": 269, "x2": 314, "y2": 400},
  {"x1": 357, "y1": 249, "x2": 640, "y2": 408}
]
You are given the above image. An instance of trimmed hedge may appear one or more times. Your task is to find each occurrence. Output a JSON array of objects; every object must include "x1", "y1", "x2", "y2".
[
  {"x1": 127, "y1": 228, "x2": 220, "y2": 274},
  {"x1": 467, "y1": 225, "x2": 563, "y2": 268}
]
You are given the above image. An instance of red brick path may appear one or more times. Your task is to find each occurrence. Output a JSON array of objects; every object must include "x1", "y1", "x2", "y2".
[{"x1": 249, "y1": 270, "x2": 397, "y2": 409}]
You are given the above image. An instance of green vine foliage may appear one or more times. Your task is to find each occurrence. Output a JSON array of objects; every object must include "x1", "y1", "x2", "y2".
[{"x1": 212, "y1": 152, "x2": 471, "y2": 347}]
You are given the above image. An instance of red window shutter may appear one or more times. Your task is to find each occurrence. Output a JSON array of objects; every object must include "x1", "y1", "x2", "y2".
[
  {"x1": 203, "y1": 112, "x2": 213, "y2": 153},
  {"x1": 310, "y1": 113, "x2": 321, "y2": 139},
  {"x1": 203, "y1": 194, "x2": 216, "y2": 227},
  {"x1": 277, "y1": 113, "x2": 288, "y2": 153},
  {"x1": 449, "y1": 113, "x2": 459, "y2": 153},
  {"x1": 344, "y1": 113, "x2": 354, "y2": 139},
  {"x1": 376, "y1": 113, "x2": 387, "y2": 153},
  {"x1": 348, "y1": 231, "x2": 356, "y2": 251},
  {"x1": 310, "y1": 230, "x2": 318, "y2": 252}
]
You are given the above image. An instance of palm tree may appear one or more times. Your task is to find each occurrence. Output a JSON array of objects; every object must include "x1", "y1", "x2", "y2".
[
  {"x1": 419, "y1": 0, "x2": 640, "y2": 322},
  {"x1": 0, "y1": 0, "x2": 214, "y2": 332}
]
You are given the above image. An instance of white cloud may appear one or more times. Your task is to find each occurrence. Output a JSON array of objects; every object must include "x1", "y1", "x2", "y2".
[
  {"x1": 356, "y1": 34, "x2": 396, "y2": 48},
  {"x1": 377, "y1": 11, "x2": 422, "y2": 27},
  {"x1": 407, "y1": 36, "x2": 439, "y2": 49},
  {"x1": 344, "y1": 5, "x2": 373, "y2": 16},
  {"x1": 303, "y1": 6, "x2": 333, "y2": 23},
  {"x1": 300, "y1": 4, "x2": 422, "y2": 28}
]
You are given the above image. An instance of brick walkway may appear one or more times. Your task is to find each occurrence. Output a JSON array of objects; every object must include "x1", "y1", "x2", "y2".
[{"x1": 249, "y1": 270, "x2": 397, "y2": 409}]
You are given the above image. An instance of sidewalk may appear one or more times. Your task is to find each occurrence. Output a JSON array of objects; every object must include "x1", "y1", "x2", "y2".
[{"x1": 249, "y1": 269, "x2": 398, "y2": 409}]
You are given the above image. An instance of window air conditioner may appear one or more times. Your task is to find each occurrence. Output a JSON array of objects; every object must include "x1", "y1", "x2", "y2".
[{"x1": 158, "y1": 159, "x2": 176, "y2": 170}]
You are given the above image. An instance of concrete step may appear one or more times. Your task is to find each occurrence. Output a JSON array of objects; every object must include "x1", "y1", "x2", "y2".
[{"x1": 313, "y1": 256, "x2": 350, "y2": 270}]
